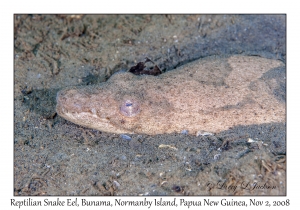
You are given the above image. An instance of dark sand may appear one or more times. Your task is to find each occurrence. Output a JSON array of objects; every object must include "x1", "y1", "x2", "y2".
[{"x1": 14, "y1": 14, "x2": 286, "y2": 195}]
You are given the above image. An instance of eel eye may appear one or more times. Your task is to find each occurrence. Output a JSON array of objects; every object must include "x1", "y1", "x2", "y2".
[
  {"x1": 120, "y1": 99, "x2": 140, "y2": 117},
  {"x1": 126, "y1": 102, "x2": 133, "y2": 107}
]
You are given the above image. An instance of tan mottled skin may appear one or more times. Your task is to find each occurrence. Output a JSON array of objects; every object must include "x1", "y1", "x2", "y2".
[{"x1": 56, "y1": 55, "x2": 285, "y2": 135}]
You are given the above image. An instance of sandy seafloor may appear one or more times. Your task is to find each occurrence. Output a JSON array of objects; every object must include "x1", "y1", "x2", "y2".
[{"x1": 14, "y1": 14, "x2": 286, "y2": 195}]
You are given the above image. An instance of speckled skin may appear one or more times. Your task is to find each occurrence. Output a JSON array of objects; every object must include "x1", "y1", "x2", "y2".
[{"x1": 56, "y1": 55, "x2": 285, "y2": 135}]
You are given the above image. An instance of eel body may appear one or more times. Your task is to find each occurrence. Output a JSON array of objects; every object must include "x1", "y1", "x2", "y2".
[{"x1": 56, "y1": 55, "x2": 285, "y2": 135}]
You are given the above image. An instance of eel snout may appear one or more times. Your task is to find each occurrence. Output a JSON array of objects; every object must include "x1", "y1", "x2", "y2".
[{"x1": 56, "y1": 88, "x2": 79, "y2": 115}]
